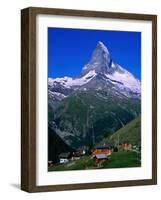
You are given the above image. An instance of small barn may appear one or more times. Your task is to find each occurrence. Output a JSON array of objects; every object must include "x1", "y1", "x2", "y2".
[
  {"x1": 59, "y1": 152, "x2": 71, "y2": 164},
  {"x1": 71, "y1": 151, "x2": 81, "y2": 161},
  {"x1": 122, "y1": 143, "x2": 132, "y2": 150}
]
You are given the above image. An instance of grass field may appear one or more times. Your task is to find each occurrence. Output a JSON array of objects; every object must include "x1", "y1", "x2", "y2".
[
  {"x1": 100, "y1": 116, "x2": 141, "y2": 146},
  {"x1": 48, "y1": 150, "x2": 141, "y2": 172}
]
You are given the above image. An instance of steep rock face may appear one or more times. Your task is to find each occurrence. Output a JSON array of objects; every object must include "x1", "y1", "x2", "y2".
[
  {"x1": 48, "y1": 41, "x2": 141, "y2": 149},
  {"x1": 81, "y1": 41, "x2": 112, "y2": 75}
]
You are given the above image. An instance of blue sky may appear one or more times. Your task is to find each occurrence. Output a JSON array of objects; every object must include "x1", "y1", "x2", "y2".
[{"x1": 48, "y1": 27, "x2": 141, "y2": 80}]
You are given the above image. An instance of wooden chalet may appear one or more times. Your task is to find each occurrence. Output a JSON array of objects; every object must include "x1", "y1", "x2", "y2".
[{"x1": 92, "y1": 145, "x2": 112, "y2": 160}]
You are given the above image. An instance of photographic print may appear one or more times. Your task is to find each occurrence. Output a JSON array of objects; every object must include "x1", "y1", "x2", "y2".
[
  {"x1": 21, "y1": 7, "x2": 157, "y2": 192},
  {"x1": 48, "y1": 28, "x2": 141, "y2": 172}
]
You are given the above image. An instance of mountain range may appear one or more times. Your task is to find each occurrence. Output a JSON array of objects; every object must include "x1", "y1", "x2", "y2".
[{"x1": 48, "y1": 41, "x2": 141, "y2": 152}]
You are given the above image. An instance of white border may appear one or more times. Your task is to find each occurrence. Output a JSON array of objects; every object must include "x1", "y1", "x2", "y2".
[{"x1": 36, "y1": 14, "x2": 152, "y2": 186}]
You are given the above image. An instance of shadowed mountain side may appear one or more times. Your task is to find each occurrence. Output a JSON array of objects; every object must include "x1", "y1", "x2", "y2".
[{"x1": 48, "y1": 126, "x2": 74, "y2": 163}]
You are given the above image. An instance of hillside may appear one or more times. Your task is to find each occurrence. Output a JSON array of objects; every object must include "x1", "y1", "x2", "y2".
[
  {"x1": 49, "y1": 90, "x2": 140, "y2": 149},
  {"x1": 48, "y1": 126, "x2": 74, "y2": 163},
  {"x1": 99, "y1": 116, "x2": 141, "y2": 146}
]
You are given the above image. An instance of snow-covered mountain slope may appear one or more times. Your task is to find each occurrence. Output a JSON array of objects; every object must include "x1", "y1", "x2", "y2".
[
  {"x1": 48, "y1": 70, "x2": 97, "y2": 88},
  {"x1": 105, "y1": 65, "x2": 140, "y2": 94},
  {"x1": 80, "y1": 41, "x2": 140, "y2": 94},
  {"x1": 48, "y1": 41, "x2": 141, "y2": 104}
]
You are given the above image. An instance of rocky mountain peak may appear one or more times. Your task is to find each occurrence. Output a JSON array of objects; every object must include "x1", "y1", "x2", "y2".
[
  {"x1": 97, "y1": 41, "x2": 109, "y2": 53},
  {"x1": 48, "y1": 41, "x2": 141, "y2": 104},
  {"x1": 81, "y1": 41, "x2": 112, "y2": 76}
]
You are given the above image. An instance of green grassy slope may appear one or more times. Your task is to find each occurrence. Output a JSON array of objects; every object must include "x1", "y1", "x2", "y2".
[
  {"x1": 100, "y1": 116, "x2": 141, "y2": 146},
  {"x1": 48, "y1": 151, "x2": 140, "y2": 171}
]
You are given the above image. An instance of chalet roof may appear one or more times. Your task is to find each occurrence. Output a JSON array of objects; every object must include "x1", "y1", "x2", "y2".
[
  {"x1": 93, "y1": 149, "x2": 111, "y2": 155},
  {"x1": 59, "y1": 152, "x2": 71, "y2": 158}
]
